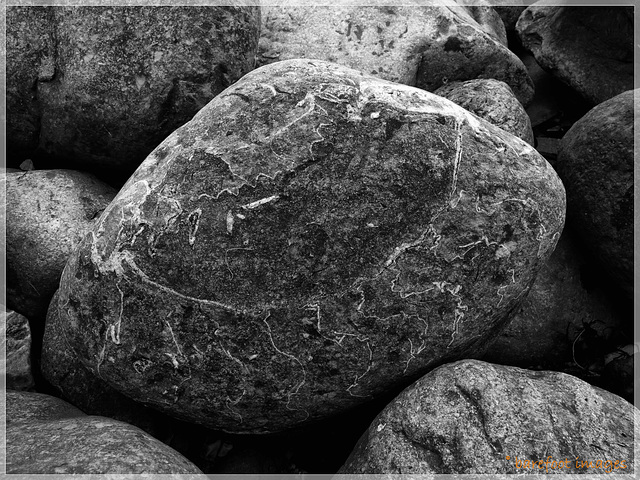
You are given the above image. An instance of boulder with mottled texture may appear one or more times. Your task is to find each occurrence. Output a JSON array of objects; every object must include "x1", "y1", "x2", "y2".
[
  {"x1": 5, "y1": 7, "x2": 56, "y2": 159},
  {"x1": 556, "y1": 89, "x2": 634, "y2": 299},
  {"x1": 6, "y1": 390, "x2": 203, "y2": 474},
  {"x1": 452, "y1": 0, "x2": 508, "y2": 46},
  {"x1": 340, "y1": 359, "x2": 639, "y2": 474},
  {"x1": 517, "y1": 4, "x2": 633, "y2": 106},
  {"x1": 6, "y1": 6, "x2": 260, "y2": 179},
  {"x1": 258, "y1": 4, "x2": 533, "y2": 105},
  {"x1": 41, "y1": 289, "x2": 178, "y2": 438},
  {"x1": 49, "y1": 59, "x2": 564, "y2": 433},
  {"x1": 435, "y1": 78, "x2": 533, "y2": 144},
  {"x1": 3, "y1": 169, "x2": 116, "y2": 320}
]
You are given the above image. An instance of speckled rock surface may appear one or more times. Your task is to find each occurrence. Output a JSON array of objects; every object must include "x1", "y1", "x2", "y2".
[
  {"x1": 339, "y1": 359, "x2": 639, "y2": 474},
  {"x1": 3, "y1": 309, "x2": 35, "y2": 391},
  {"x1": 41, "y1": 290, "x2": 166, "y2": 435},
  {"x1": 6, "y1": 6, "x2": 260, "y2": 178},
  {"x1": 556, "y1": 89, "x2": 634, "y2": 299},
  {"x1": 477, "y1": 229, "x2": 624, "y2": 371},
  {"x1": 50, "y1": 59, "x2": 565, "y2": 433},
  {"x1": 43, "y1": 293, "x2": 275, "y2": 473},
  {"x1": 258, "y1": 5, "x2": 533, "y2": 105},
  {"x1": 6, "y1": 7, "x2": 56, "y2": 159},
  {"x1": 8, "y1": 389, "x2": 87, "y2": 423},
  {"x1": 6, "y1": 390, "x2": 203, "y2": 474},
  {"x1": 451, "y1": 0, "x2": 508, "y2": 46},
  {"x1": 435, "y1": 79, "x2": 533, "y2": 144},
  {"x1": 516, "y1": 5, "x2": 633, "y2": 106},
  {"x1": 3, "y1": 169, "x2": 116, "y2": 320}
]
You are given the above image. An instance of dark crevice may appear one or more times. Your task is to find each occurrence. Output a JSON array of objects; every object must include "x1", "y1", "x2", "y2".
[
  {"x1": 211, "y1": 62, "x2": 230, "y2": 92},
  {"x1": 157, "y1": 79, "x2": 181, "y2": 126},
  {"x1": 384, "y1": 118, "x2": 404, "y2": 141}
]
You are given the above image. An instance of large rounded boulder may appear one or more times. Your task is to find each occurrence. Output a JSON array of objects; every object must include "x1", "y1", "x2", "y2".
[
  {"x1": 6, "y1": 391, "x2": 202, "y2": 474},
  {"x1": 517, "y1": 5, "x2": 633, "y2": 106},
  {"x1": 556, "y1": 89, "x2": 634, "y2": 299},
  {"x1": 3, "y1": 169, "x2": 116, "y2": 320},
  {"x1": 49, "y1": 59, "x2": 565, "y2": 433},
  {"x1": 339, "y1": 359, "x2": 639, "y2": 474},
  {"x1": 434, "y1": 78, "x2": 534, "y2": 145},
  {"x1": 6, "y1": 6, "x2": 260, "y2": 180},
  {"x1": 258, "y1": 4, "x2": 533, "y2": 105}
]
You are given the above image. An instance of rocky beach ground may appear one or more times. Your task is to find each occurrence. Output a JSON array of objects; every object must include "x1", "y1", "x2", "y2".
[{"x1": 3, "y1": 3, "x2": 636, "y2": 475}]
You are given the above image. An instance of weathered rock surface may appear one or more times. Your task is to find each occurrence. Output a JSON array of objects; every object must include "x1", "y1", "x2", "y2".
[
  {"x1": 43, "y1": 295, "x2": 260, "y2": 473},
  {"x1": 43, "y1": 283, "x2": 387, "y2": 473},
  {"x1": 435, "y1": 78, "x2": 533, "y2": 144},
  {"x1": 258, "y1": 4, "x2": 533, "y2": 105},
  {"x1": 5, "y1": 7, "x2": 56, "y2": 160},
  {"x1": 339, "y1": 359, "x2": 639, "y2": 474},
  {"x1": 44, "y1": 288, "x2": 306, "y2": 472},
  {"x1": 556, "y1": 90, "x2": 634, "y2": 299},
  {"x1": 3, "y1": 169, "x2": 117, "y2": 320},
  {"x1": 42, "y1": 290, "x2": 167, "y2": 435},
  {"x1": 452, "y1": 0, "x2": 508, "y2": 46},
  {"x1": 6, "y1": 6, "x2": 260, "y2": 179},
  {"x1": 517, "y1": 4, "x2": 633, "y2": 106},
  {"x1": 477, "y1": 229, "x2": 624, "y2": 372},
  {"x1": 3, "y1": 309, "x2": 35, "y2": 391},
  {"x1": 6, "y1": 390, "x2": 203, "y2": 474},
  {"x1": 50, "y1": 59, "x2": 565, "y2": 433}
]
